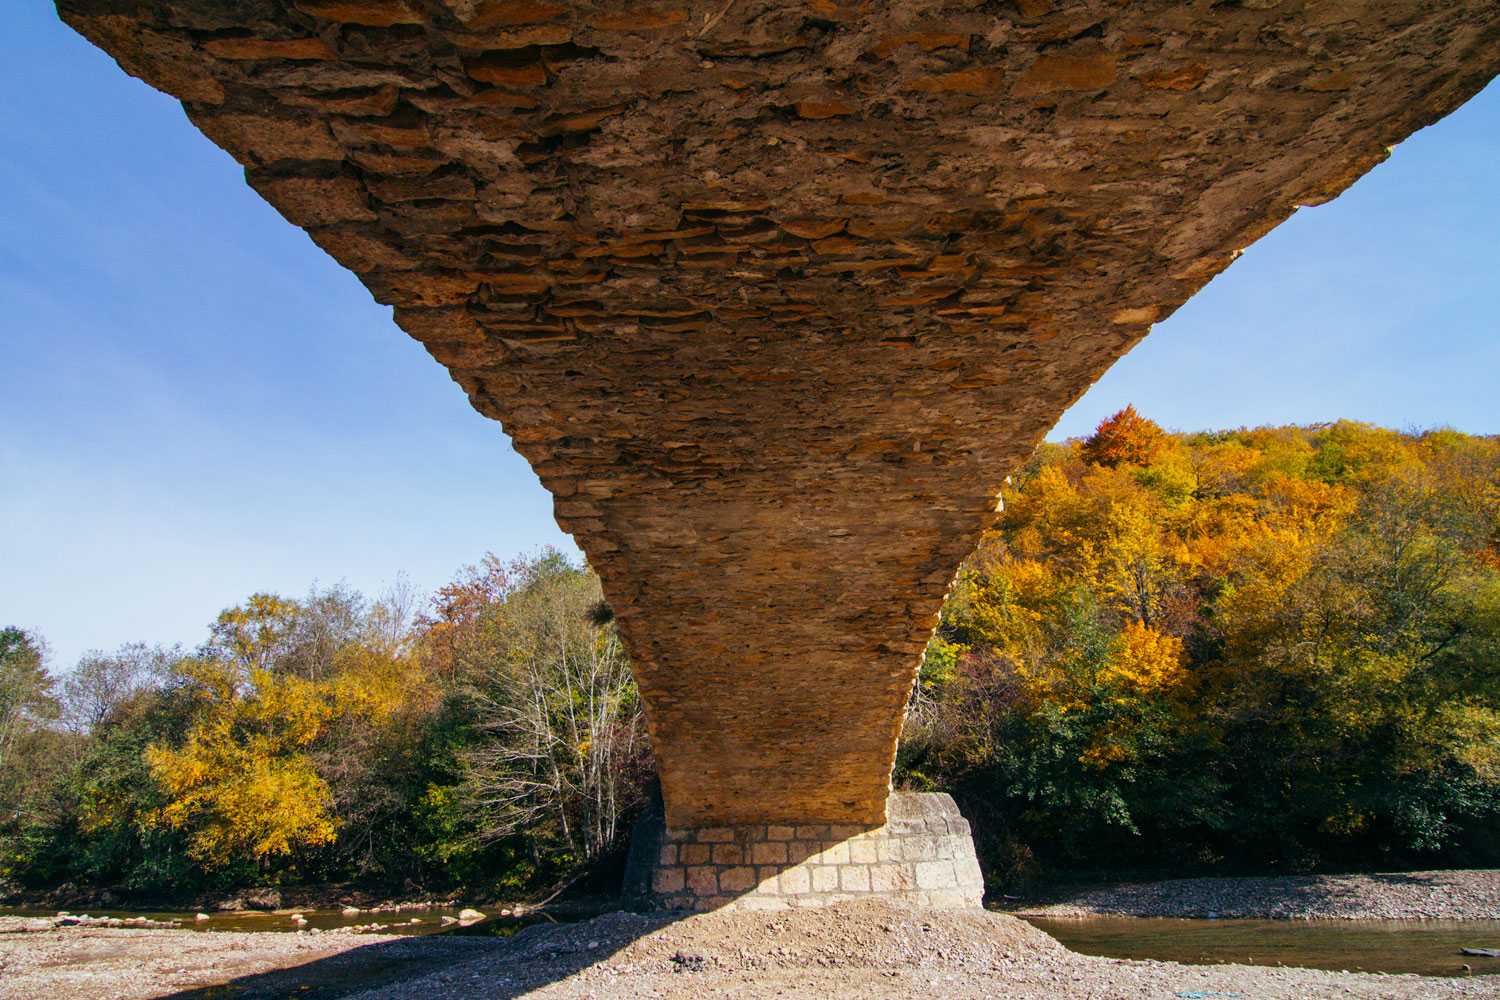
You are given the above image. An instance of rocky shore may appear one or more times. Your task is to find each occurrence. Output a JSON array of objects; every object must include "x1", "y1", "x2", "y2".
[
  {"x1": 3, "y1": 900, "x2": 1499, "y2": 1000},
  {"x1": 0, "y1": 882, "x2": 474, "y2": 914},
  {"x1": 1009, "y1": 869, "x2": 1500, "y2": 920}
]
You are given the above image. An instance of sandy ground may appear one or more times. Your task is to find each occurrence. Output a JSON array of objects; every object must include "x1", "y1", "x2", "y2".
[
  {"x1": 1011, "y1": 870, "x2": 1500, "y2": 920},
  {"x1": 5, "y1": 901, "x2": 1500, "y2": 1000},
  {"x1": 0, "y1": 924, "x2": 489, "y2": 999}
]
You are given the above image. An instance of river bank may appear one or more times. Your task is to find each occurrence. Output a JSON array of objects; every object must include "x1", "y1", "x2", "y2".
[
  {"x1": 1007, "y1": 869, "x2": 1500, "y2": 920},
  {"x1": 0, "y1": 882, "x2": 480, "y2": 915},
  {"x1": 3, "y1": 901, "x2": 1499, "y2": 1000}
]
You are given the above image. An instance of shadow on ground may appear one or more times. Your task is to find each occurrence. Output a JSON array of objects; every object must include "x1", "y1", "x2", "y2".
[{"x1": 152, "y1": 911, "x2": 682, "y2": 1000}]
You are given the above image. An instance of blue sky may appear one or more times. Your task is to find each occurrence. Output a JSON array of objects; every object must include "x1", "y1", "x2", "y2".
[{"x1": 3, "y1": 6, "x2": 1496, "y2": 670}]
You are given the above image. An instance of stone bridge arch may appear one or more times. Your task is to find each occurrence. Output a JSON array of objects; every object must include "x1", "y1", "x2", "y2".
[{"x1": 59, "y1": 0, "x2": 1500, "y2": 903}]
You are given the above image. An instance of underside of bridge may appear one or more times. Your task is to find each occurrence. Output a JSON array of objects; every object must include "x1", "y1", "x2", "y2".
[{"x1": 62, "y1": 0, "x2": 1499, "y2": 842}]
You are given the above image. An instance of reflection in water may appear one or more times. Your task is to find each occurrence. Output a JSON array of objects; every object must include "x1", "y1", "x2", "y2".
[{"x1": 1022, "y1": 916, "x2": 1500, "y2": 978}]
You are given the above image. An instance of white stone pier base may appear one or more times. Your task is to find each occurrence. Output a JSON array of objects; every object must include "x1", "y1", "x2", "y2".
[{"x1": 622, "y1": 791, "x2": 984, "y2": 911}]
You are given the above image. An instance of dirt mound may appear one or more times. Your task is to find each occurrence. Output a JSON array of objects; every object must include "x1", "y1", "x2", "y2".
[
  {"x1": 511, "y1": 900, "x2": 1061, "y2": 978},
  {"x1": 349, "y1": 901, "x2": 1496, "y2": 999}
]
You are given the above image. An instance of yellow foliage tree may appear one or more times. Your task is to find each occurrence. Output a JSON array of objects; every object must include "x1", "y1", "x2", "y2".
[
  {"x1": 207, "y1": 594, "x2": 300, "y2": 674},
  {"x1": 147, "y1": 662, "x2": 337, "y2": 866},
  {"x1": 1105, "y1": 620, "x2": 1186, "y2": 695}
]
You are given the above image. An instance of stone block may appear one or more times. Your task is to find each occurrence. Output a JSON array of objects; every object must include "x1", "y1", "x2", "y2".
[
  {"x1": 786, "y1": 840, "x2": 817, "y2": 864},
  {"x1": 1011, "y1": 50, "x2": 1117, "y2": 97},
  {"x1": 751, "y1": 841, "x2": 787, "y2": 865},
  {"x1": 686, "y1": 866, "x2": 719, "y2": 897},
  {"x1": 735, "y1": 896, "x2": 790, "y2": 912},
  {"x1": 904, "y1": 835, "x2": 939, "y2": 861},
  {"x1": 840, "y1": 866, "x2": 871, "y2": 892},
  {"x1": 779, "y1": 866, "x2": 811, "y2": 895},
  {"x1": 201, "y1": 35, "x2": 338, "y2": 60},
  {"x1": 819, "y1": 841, "x2": 849, "y2": 864},
  {"x1": 927, "y1": 890, "x2": 977, "y2": 909},
  {"x1": 696, "y1": 827, "x2": 734, "y2": 843},
  {"x1": 810, "y1": 865, "x2": 840, "y2": 892},
  {"x1": 828, "y1": 824, "x2": 869, "y2": 840},
  {"x1": 247, "y1": 174, "x2": 376, "y2": 227},
  {"x1": 711, "y1": 843, "x2": 744, "y2": 865},
  {"x1": 766, "y1": 824, "x2": 795, "y2": 841},
  {"x1": 190, "y1": 112, "x2": 342, "y2": 166},
  {"x1": 653, "y1": 867, "x2": 685, "y2": 894},
  {"x1": 889, "y1": 793, "x2": 962, "y2": 823},
  {"x1": 679, "y1": 843, "x2": 711, "y2": 865},
  {"x1": 718, "y1": 865, "x2": 756, "y2": 893},
  {"x1": 915, "y1": 861, "x2": 958, "y2": 890},
  {"x1": 848, "y1": 839, "x2": 879, "y2": 864},
  {"x1": 869, "y1": 863, "x2": 914, "y2": 893},
  {"x1": 795, "y1": 825, "x2": 830, "y2": 840},
  {"x1": 658, "y1": 844, "x2": 677, "y2": 866}
]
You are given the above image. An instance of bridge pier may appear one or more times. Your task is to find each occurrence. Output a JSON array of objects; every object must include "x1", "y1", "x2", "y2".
[{"x1": 622, "y1": 792, "x2": 983, "y2": 912}]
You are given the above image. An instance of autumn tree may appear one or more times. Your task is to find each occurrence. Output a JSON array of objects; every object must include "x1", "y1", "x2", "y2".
[
  {"x1": 0, "y1": 628, "x2": 55, "y2": 778},
  {"x1": 453, "y1": 552, "x2": 651, "y2": 866},
  {"x1": 62, "y1": 643, "x2": 175, "y2": 733},
  {"x1": 416, "y1": 553, "x2": 512, "y2": 687},
  {"x1": 902, "y1": 415, "x2": 1500, "y2": 884},
  {"x1": 146, "y1": 658, "x2": 339, "y2": 867},
  {"x1": 1081, "y1": 404, "x2": 1167, "y2": 468},
  {"x1": 146, "y1": 587, "x2": 437, "y2": 874}
]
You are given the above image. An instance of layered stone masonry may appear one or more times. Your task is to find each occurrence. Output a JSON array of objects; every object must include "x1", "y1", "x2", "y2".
[
  {"x1": 59, "y1": 0, "x2": 1500, "y2": 829},
  {"x1": 633, "y1": 793, "x2": 983, "y2": 911}
]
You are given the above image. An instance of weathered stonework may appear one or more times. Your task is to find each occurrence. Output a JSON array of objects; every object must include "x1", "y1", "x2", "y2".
[
  {"x1": 59, "y1": 0, "x2": 1500, "y2": 829},
  {"x1": 623, "y1": 792, "x2": 983, "y2": 911}
]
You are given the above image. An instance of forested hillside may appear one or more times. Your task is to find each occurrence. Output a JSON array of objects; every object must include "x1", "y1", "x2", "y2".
[
  {"x1": 3, "y1": 413, "x2": 1497, "y2": 900},
  {"x1": 903, "y1": 411, "x2": 1500, "y2": 884},
  {"x1": 0, "y1": 553, "x2": 649, "y2": 899}
]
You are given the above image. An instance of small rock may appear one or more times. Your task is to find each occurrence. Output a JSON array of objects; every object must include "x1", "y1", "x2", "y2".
[{"x1": 242, "y1": 887, "x2": 282, "y2": 911}]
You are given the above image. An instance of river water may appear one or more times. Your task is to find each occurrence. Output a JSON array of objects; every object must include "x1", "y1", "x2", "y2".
[
  {"x1": 1021, "y1": 915, "x2": 1500, "y2": 977},
  {"x1": 0, "y1": 905, "x2": 551, "y2": 936}
]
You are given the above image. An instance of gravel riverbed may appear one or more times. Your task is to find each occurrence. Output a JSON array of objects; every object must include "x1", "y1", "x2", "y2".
[
  {"x1": 4, "y1": 900, "x2": 1500, "y2": 1000},
  {"x1": 1009, "y1": 869, "x2": 1500, "y2": 920}
]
